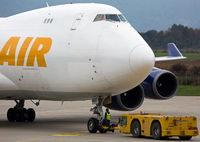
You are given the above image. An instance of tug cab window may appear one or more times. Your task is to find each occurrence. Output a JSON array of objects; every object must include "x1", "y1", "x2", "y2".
[{"x1": 121, "y1": 116, "x2": 127, "y2": 126}]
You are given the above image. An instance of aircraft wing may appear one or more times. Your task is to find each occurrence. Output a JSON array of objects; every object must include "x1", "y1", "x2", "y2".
[{"x1": 155, "y1": 43, "x2": 186, "y2": 62}]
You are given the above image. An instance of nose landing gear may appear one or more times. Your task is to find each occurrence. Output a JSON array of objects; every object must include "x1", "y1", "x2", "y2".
[
  {"x1": 7, "y1": 100, "x2": 36, "y2": 122},
  {"x1": 87, "y1": 96, "x2": 110, "y2": 133}
]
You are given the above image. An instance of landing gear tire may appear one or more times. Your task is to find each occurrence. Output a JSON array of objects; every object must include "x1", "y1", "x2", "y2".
[
  {"x1": 15, "y1": 109, "x2": 25, "y2": 122},
  {"x1": 99, "y1": 119, "x2": 108, "y2": 133},
  {"x1": 87, "y1": 118, "x2": 99, "y2": 133},
  {"x1": 27, "y1": 108, "x2": 36, "y2": 122},
  {"x1": 131, "y1": 120, "x2": 141, "y2": 137},
  {"x1": 179, "y1": 136, "x2": 192, "y2": 140},
  {"x1": 99, "y1": 127, "x2": 107, "y2": 133},
  {"x1": 7, "y1": 108, "x2": 15, "y2": 122},
  {"x1": 7, "y1": 108, "x2": 36, "y2": 122},
  {"x1": 151, "y1": 122, "x2": 162, "y2": 140},
  {"x1": 7, "y1": 100, "x2": 37, "y2": 122}
]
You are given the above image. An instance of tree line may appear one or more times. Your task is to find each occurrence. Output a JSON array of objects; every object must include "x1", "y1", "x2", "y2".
[{"x1": 140, "y1": 24, "x2": 200, "y2": 51}]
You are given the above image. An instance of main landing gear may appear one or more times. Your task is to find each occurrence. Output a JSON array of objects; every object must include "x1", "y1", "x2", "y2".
[
  {"x1": 7, "y1": 100, "x2": 36, "y2": 122},
  {"x1": 87, "y1": 96, "x2": 109, "y2": 133}
]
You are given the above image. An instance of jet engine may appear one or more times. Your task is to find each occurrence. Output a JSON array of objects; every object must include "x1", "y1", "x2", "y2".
[
  {"x1": 104, "y1": 85, "x2": 144, "y2": 111},
  {"x1": 141, "y1": 68, "x2": 178, "y2": 100}
]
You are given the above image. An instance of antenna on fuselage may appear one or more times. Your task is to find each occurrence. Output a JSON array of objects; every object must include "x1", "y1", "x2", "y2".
[{"x1": 46, "y1": 2, "x2": 50, "y2": 7}]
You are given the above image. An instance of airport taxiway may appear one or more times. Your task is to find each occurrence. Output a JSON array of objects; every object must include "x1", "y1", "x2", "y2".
[{"x1": 0, "y1": 96, "x2": 199, "y2": 142}]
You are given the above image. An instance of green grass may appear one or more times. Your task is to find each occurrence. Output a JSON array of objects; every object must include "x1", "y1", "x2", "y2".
[
  {"x1": 154, "y1": 52, "x2": 200, "y2": 61},
  {"x1": 182, "y1": 53, "x2": 200, "y2": 61},
  {"x1": 176, "y1": 85, "x2": 200, "y2": 96},
  {"x1": 154, "y1": 52, "x2": 168, "y2": 57}
]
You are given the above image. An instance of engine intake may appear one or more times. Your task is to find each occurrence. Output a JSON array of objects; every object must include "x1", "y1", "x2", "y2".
[
  {"x1": 142, "y1": 68, "x2": 178, "y2": 99},
  {"x1": 104, "y1": 85, "x2": 144, "y2": 111}
]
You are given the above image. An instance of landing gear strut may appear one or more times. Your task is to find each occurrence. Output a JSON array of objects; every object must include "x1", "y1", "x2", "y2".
[
  {"x1": 7, "y1": 100, "x2": 36, "y2": 122},
  {"x1": 87, "y1": 97, "x2": 108, "y2": 133}
]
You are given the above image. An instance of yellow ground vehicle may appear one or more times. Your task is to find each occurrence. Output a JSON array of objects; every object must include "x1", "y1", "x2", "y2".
[{"x1": 103, "y1": 113, "x2": 199, "y2": 140}]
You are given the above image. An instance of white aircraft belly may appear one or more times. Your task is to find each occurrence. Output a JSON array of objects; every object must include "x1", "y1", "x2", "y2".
[{"x1": 0, "y1": 90, "x2": 110, "y2": 101}]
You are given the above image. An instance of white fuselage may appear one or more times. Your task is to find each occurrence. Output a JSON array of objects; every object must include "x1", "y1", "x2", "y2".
[{"x1": 0, "y1": 3, "x2": 155, "y2": 101}]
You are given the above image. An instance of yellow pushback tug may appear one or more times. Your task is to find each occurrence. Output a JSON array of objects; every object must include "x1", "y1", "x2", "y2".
[{"x1": 101, "y1": 113, "x2": 199, "y2": 140}]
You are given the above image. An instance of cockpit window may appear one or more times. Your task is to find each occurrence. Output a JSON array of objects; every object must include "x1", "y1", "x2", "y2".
[
  {"x1": 93, "y1": 14, "x2": 127, "y2": 22},
  {"x1": 106, "y1": 14, "x2": 120, "y2": 22},
  {"x1": 94, "y1": 14, "x2": 105, "y2": 22},
  {"x1": 118, "y1": 15, "x2": 127, "y2": 22}
]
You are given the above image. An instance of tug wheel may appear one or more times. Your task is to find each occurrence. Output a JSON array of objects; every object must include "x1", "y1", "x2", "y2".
[
  {"x1": 131, "y1": 120, "x2": 141, "y2": 137},
  {"x1": 151, "y1": 121, "x2": 162, "y2": 140},
  {"x1": 179, "y1": 136, "x2": 192, "y2": 140}
]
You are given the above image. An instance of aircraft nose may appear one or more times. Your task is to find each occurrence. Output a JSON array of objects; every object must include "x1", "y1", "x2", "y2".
[{"x1": 129, "y1": 45, "x2": 155, "y2": 79}]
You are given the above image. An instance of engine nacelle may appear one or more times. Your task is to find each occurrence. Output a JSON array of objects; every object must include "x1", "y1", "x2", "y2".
[
  {"x1": 104, "y1": 85, "x2": 144, "y2": 111},
  {"x1": 141, "y1": 68, "x2": 178, "y2": 99}
]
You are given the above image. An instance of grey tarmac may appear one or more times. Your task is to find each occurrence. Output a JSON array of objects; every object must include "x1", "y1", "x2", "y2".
[{"x1": 0, "y1": 96, "x2": 199, "y2": 142}]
